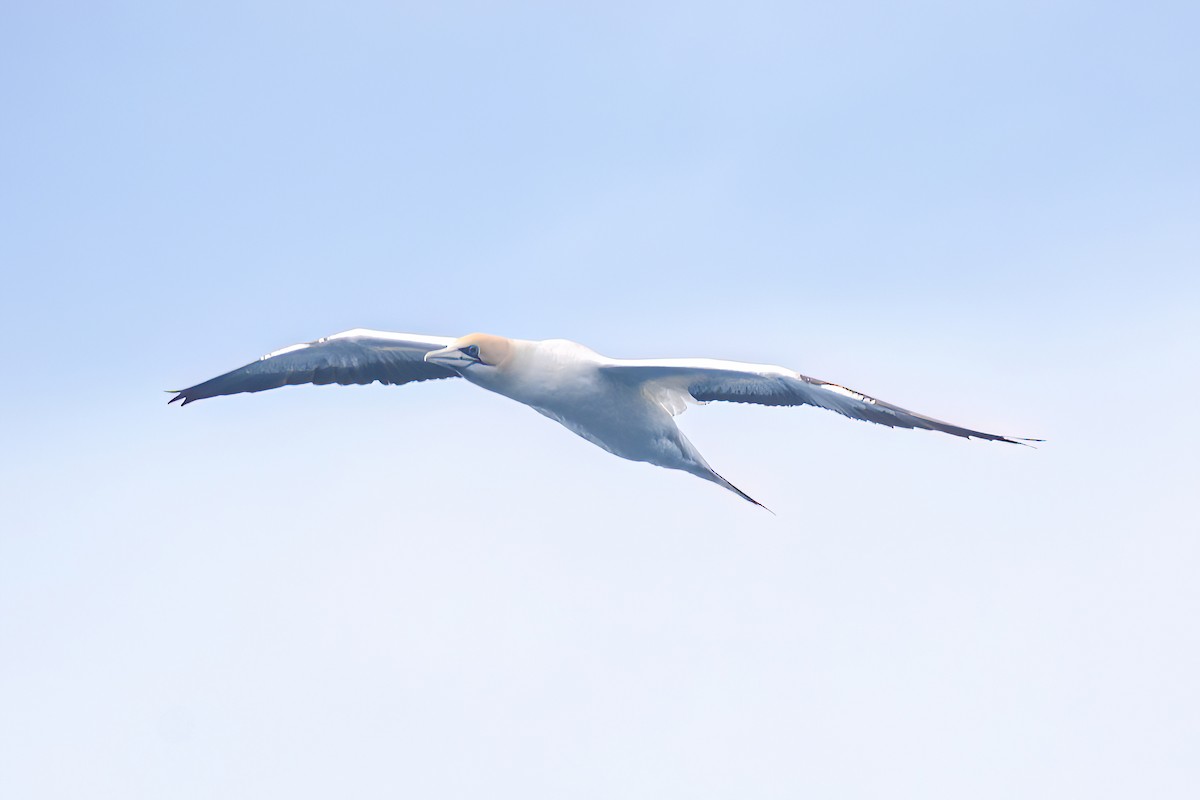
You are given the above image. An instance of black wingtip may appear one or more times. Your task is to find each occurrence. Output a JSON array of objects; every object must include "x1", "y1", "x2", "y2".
[{"x1": 1001, "y1": 435, "x2": 1045, "y2": 448}]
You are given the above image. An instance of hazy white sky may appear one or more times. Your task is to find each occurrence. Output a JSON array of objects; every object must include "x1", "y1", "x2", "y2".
[{"x1": 2, "y1": 2, "x2": 1198, "y2": 798}]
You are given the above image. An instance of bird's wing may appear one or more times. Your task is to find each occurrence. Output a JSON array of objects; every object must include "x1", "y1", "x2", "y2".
[
  {"x1": 169, "y1": 329, "x2": 459, "y2": 406},
  {"x1": 600, "y1": 357, "x2": 1037, "y2": 444}
]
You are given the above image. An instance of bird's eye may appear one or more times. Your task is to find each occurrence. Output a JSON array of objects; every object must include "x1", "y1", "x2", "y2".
[{"x1": 462, "y1": 345, "x2": 480, "y2": 359}]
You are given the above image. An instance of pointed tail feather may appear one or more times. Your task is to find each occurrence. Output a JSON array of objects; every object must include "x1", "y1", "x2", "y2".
[{"x1": 708, "y1": 469, "x2": 773, "y2": 513}]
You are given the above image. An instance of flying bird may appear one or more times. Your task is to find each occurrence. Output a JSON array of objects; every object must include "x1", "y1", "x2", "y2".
[{"x1": 169, "y1": 329, "x2": 1037, "y2": 507}]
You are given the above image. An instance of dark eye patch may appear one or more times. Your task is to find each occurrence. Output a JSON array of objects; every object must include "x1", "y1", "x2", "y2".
[{"x1": 462, "y1": 345, "x2": 480, "y2": 359}]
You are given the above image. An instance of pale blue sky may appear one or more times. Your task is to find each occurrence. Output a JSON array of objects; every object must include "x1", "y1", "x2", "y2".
[{"x1": 2, "y1": 2, "x2": 1198, "y2": 798}]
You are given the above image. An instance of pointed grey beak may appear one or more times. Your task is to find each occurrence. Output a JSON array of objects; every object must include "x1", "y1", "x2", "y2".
[{"x1": 425, "y1": 346, "x2": 479, "y2": 368}]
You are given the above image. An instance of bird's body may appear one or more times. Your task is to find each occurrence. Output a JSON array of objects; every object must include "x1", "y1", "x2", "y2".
[
  {"x1": 465, "y1": 338, "x2": 750, "y2": 500},
  {"x1": 170, "y1": 329, "x2": 1037, "y2": 507}
]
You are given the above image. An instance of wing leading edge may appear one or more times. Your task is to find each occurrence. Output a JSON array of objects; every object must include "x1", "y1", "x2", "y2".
[
  {"x1": 601, "y1": 358, "x2": 1039, "y2": 445},
  {"x1": 169, "y1": 329, "x2": 459, "y2": 406}
]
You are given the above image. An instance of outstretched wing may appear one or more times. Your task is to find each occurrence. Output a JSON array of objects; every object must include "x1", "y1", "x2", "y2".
[
  {"x1": 600, "y1": 357, "x2": 1038, "y2": 444},
  {"x1": 169, "y1": 329, "x2": 459, "y2": 406}
]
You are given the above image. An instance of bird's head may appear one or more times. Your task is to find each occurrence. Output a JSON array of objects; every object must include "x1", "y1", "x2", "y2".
[{"x1": 424, "y1": 333, "x2": 513, "y2": 372}]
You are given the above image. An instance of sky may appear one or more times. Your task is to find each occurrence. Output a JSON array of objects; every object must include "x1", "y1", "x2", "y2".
[{"x1": 2, "y1": 1, "x2": 1198, "y2": 797}]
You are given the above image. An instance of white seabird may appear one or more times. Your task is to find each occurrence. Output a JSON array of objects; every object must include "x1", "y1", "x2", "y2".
[{"x1": 170, "y1": 329, "x2": 1038, "y2": 507}]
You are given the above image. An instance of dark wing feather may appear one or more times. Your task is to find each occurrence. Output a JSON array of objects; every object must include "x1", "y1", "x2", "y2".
[
  {"x1": 169, "y1": 330, "x2": 458, "y2": 406},
  {"x1": 602, "y1": 358, "x2": 1039, "y2": 445}
]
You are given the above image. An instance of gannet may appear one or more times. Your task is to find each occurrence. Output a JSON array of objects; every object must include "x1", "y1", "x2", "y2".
[{"x1": 169, "y1": 329, "x2": 1037, "y2": 507}]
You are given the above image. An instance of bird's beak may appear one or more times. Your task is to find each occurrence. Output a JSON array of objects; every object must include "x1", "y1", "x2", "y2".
[{"x1": 424, "y1": 346, "x2": 478, "y2": 368}]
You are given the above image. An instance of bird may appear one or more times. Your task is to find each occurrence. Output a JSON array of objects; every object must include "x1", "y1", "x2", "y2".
[{"x1": 169, "y1": 328, "x2": 1038, "y2": 508}]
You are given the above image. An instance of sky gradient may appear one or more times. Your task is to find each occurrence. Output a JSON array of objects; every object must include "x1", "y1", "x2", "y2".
[{"x1": 2, "y1": 2, "x2": 1198, "y2": 798}]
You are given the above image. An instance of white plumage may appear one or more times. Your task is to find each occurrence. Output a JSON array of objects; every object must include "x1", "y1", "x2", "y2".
[{"x1": 170, "y1": 329, "x2": 1037, "y2": 507}]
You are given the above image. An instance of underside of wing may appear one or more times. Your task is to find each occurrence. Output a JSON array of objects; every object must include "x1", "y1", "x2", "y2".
[
  {"x1": 169, "y1": 329, "x2": 459, "y2": 405},
  {"x1": 601, "y1": 358, "x2": 1038, "y2": 445}
]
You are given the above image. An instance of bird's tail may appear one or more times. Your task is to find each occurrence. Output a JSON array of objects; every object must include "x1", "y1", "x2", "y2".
[
  {"x1": 705, "y1": 469, "x2": 773, "y2": 513},
  {"x1": 670, "y1": 425, "x2": 772, "y2": 512}
]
